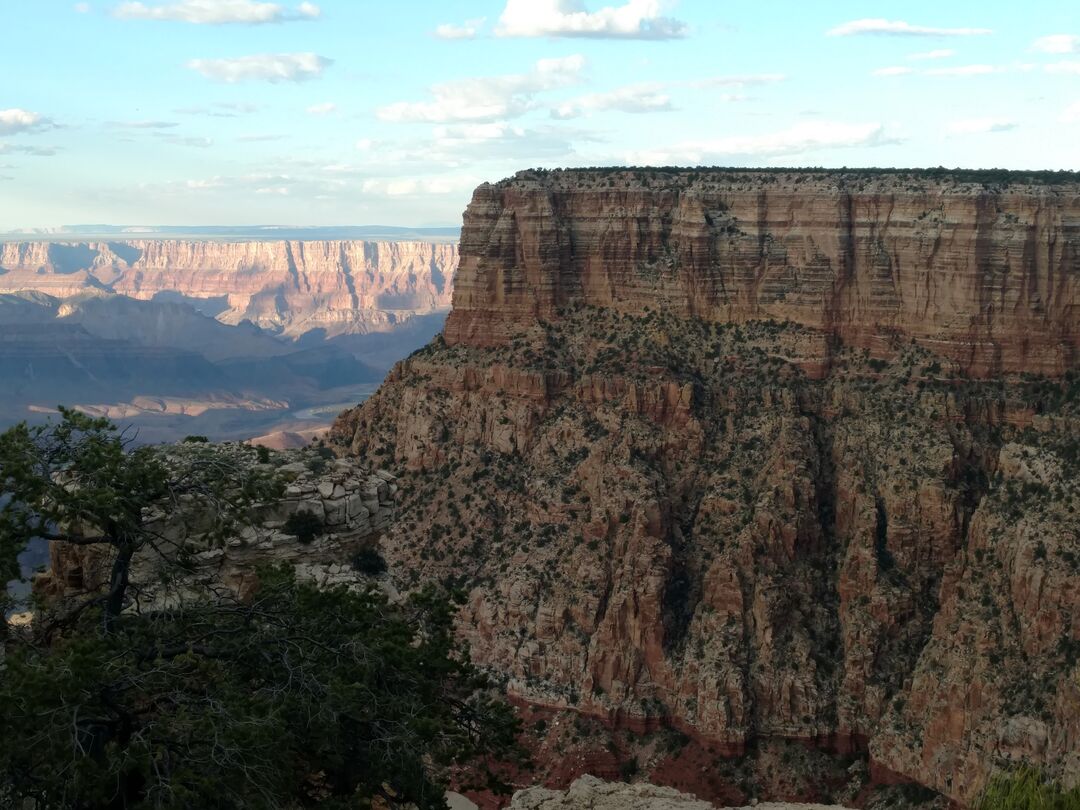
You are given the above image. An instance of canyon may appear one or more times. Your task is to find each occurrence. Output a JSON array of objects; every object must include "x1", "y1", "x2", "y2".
[
  {"x1": 0, "y1": 238, "x2": 458, "y2": 338},
  {"x1": 332, "y1": 169, "x2": 1080, "y2": 807},
  {"x1": 0, "y1": 239, "x2": 459, "y2": 441}
]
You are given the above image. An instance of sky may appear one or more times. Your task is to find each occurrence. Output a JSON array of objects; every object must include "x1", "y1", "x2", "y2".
[{"x1": 1, "y1": 0, "x2": 1078, "y2": 229}]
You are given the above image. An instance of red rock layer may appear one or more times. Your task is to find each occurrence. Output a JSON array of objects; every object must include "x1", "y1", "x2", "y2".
[
  {"x1": 0, "y1": 239, "x2": 458, "y2": 337},
  {"x1": 444, "y1": 170, "x2": 1079, "y2": 376}
]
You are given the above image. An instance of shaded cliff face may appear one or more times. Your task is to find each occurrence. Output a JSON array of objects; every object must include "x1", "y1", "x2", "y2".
[
  {"x1": 334, "y1": 170, "x2": 1080, "y2": 806},
  {"x1": 0, "y1": 239, "x2": 458, "y2": 338},
  {"x1": 445, "y1": 170, "x2": 1080, "y2": 377}
]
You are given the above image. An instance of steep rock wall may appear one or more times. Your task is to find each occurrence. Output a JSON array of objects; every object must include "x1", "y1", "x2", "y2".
[
  {"x1": 0, "y1": 239, "x2": 458, "y2": 337},
  {"x1": 445, "y1": 170, "x2": 1079, "y2": 376}
]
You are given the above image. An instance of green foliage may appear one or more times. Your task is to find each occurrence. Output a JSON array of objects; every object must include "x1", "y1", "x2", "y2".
[
  {"x1": 0, "y1": 410, "x2": 524, "y2": 808},
  {"x1": 182, "y1": 435, "x2": 209, "y2": 443},
  {"x1": 0, "y1": 408, "x2": 281, "y2": 622},
  {"x1": 0, "y1": 567, "x2": 522, "y2": 809},
  {"x1": 285, "y1": 509, "x2": 324, "y2": 545},
  {"x1": 255, "y1": 444, "x2": 272, "y2": 464},
  {"x1": 976, "y1": 768, "x2": 1080, "y2": 810}
]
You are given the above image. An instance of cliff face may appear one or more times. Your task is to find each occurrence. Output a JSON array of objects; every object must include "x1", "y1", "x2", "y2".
[
  {"x1": 0, "y1": 239, "x2": 458, "y2": 337},
  {"x1": 445, "y1": 171, "x2": 1079, "y2": 376},
  {"x1": 334, "y1": 170, "x2": 1080, "y2": 806}
]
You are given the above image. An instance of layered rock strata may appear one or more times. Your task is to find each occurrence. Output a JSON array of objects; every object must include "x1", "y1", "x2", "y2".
[
  {"x1": 445, "y1": 169, "x2": 1079, "y2": 376},
  {"x1": 0, "y1": 240, "x2": 458, "y2": 337},
  {"x1": 333, "y1": 170, "x2": 1080, "y2": 806}
]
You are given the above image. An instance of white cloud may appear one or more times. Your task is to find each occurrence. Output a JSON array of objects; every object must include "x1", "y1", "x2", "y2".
[
  {"x1": 626, "y1": 121, "x2": 889, "y2": 164},
  {"x1": 107, "y1": 119, "x2": 179, "y2": 128},
  {"x1": 924, "y1": 64, "x2": 997, "y2": 76},
  {"x1": 1046, "y1": 60, "x2": 1080, "y2": 75},
  {"x1": 1033, "y1": 34, "x2": 1080, "y2": 54},
  {"x1": 360, "y1": 177, "x2": 478, "y2": 197},
  {"x1": 113, "y1": 0, "x2": 319, "y2": 23},
  {"x1": 74, "y1": 2, "x2": 91, "y2": 12},
  {"x1": 0, "y1": 109, "x2": 56, "y2": 135},
  {"x1": 872, "y1": 66, "x2": 914, "y2": 76},
  {"x1": 186, "y1": 53, "x2": 331, "y2": 82},
  {"x1": 828, "y1": 18, "x2": 991, "y2": 37},
  {"x1": 435, "y1": 18, "x2": 485, "y2": 40},
  {"x1": 495, "y1": 0, "x2": 686, "y2": 40},
  {"x1": 553, "y1": 83, "x2": 672, "y2": 118},
  {"x1": 908, "y1": 48, "x2": 955, "y2": 60},
  {"x1": 377, "y1": 55, "x2": 585, "y2": 123},
  {"x1": 306, "y1": 102, "x2": 337, "y2": 115},
  {"x1": 1061, "y1": 101, "x2": 1080, "y2": 123},
  {"x1": 945, "y1": 118, "x2": 1017, "y2": 135}
]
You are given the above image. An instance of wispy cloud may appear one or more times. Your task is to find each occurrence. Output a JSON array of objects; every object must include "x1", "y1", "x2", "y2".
[
  {"x1": 107, "y1": 119, "x2": 179, "y2": 129},
  {"x1": 908, "y1": 48, "x2": 955, "y2": 60},
  {"x1": 872, "y1": 66, "x2": 914, "y2": 76},
  {"x1": 1045, "y1": 60, "x2": 1080, "y2": 74},
  {"x1": 552, "y1": 83, "x2": 672, "y2": 119},
  {"x1": 236, "y1": 133, "x2": 285, "y2": 141},
  {"x1": 305, "y1": 102, "x2": 337, "y2": 116},
  {"x1": 377, "y1": 55, "x2": 585, "y2": 123},
  {"x1": 186, "y1": 53, "x2": 331, "y2": 82},
  {"x1": 155, "y1": 133, "x2": 213, "y2": 147},
  {"x1": 113, "y1": 0, "x2": 319, "y2": 24},
  {"x1": 435, "y1": 18, "x2": 485, "y2": 40},
  {"x1": 0, "y1": 109, "x2": 57, "y2": 135},
  {"x1": 924, "y1": 64, "x2": 997, "y2": 76},
  {"x1": 627, "y1": 120, "x2": 891, "y2": 164},
  {"x1": 0, "y1": 143, "x2": 59, "y2": 156},
  {"x1": 1061, "y1": 101, "x2": 1080, "y2": 123},
  {"x1": 74, "y1": 2, "x2": 91, "y2": 12},
  {"x1": 694, "y1": 73, "x2": 786, "y2": 88},
  {"x1": 1033, "y1": 34, "x2": 1080, "y2": 54},
  {"x1": 945, "y1": 117, "x2": 1017, "y2": 135},
  {"x1": 828, "y1": 18, "x2": 991, "y2": 37},
  {"x1": 174, "y1": 101, "x2": 259, "y2": 116},
  {"x1": 873, "y1": 64, "x2": 999, "y2": 77},
  {"x1": 495, "y1": 0, "x2": 686, "y2": 40}
]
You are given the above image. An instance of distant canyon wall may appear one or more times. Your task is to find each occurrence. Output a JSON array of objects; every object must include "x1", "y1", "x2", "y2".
[
  {"x1": 445, "y1": 170, "x2": 1080, "y2": 376},
  {"x1": 0, "y1": 239, "x2": 459, "y2": 338}
]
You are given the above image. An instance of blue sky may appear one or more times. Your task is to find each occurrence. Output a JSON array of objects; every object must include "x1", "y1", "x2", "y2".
[{"x1": 1, "y1": 0, "x2": 1078, "y2": 228}]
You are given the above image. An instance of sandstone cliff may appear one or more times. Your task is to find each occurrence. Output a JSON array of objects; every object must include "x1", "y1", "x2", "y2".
[
  {"x1": 0, "y1": 239, "x2": 458, "y2": 338},
  {"x1": 445, "y1": 169, "x2": 1079, "y2": 377},
  {"x1": 333, "y1": 170, "x2": 1079, "y2": 807}
]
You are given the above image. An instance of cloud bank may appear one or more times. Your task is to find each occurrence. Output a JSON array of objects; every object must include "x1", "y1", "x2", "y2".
[
  {"x1": 186, "y1": 53, "x2": 331, "y2": 82},
  {"x1": 495, "y1": 0, "x2": 686, "y2": 40},
  {"x1": 113, "y1": 0, "x2": 319, "y2": 24}
]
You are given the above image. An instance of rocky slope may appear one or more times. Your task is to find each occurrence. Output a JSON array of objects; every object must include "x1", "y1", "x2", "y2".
[
  {"x1": 510, "y1": 776, "x2": 851, "y2": 810},
  {"x1": 333, "y1": 169, "x2": 1080, "y2": 807},
  {"x1": 0, "y1": 239, "x2": 458, "y2": 338}
]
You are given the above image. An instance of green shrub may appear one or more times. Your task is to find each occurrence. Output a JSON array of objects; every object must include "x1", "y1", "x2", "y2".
[{"x1": 976, "y1": 768, "x2": 1080, "y2": 810}]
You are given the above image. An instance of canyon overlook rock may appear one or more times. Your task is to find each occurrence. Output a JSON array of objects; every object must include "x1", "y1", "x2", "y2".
[
  {"x1": 0, "y1": 239, "x2": 458, "y2": 338},
  {"x1": 334, "y1": 169, "x2": 1079, "y2": 807},
  {"x1": 445, "y1": 169, "x2": 1079, "y2": 376}
]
